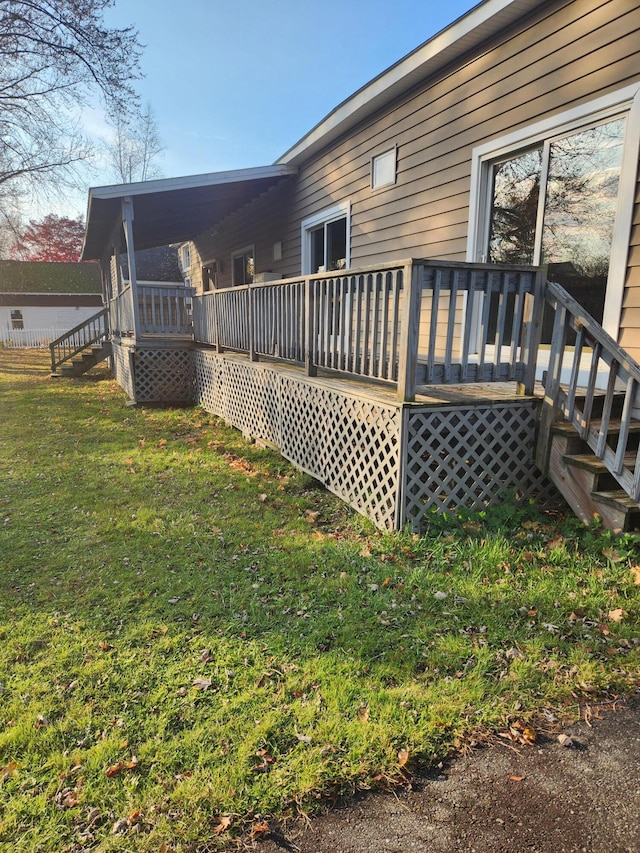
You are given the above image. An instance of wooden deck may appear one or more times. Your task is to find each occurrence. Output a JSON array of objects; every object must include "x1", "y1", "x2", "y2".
[{"x1": 56, "y1": 255, "x2": 639, "y2": 531}]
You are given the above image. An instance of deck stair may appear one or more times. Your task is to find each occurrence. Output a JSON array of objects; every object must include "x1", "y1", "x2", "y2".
[
  {"x1": 536, "y1": 281, "x2": 640, "y2": 533},
  {"x1": 57, "y1": 341, "x2": 112, "y2": 377},
  {"x1": 547, "y1": 418, "x2": 640, "y2": 532},
  {"x1": 50, "y1": 308, "x2": 110, "y2": 377}
]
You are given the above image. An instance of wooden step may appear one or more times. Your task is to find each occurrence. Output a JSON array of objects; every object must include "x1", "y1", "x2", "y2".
[
  {"x1": 548, "y1": 433, "x2": 640, "y2": 533},
  {"x1": 591, "y1": 490, "x2": 640, "y2": 532}
]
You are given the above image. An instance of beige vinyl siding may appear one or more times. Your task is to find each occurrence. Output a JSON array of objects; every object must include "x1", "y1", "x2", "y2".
[
  {"x1": 620, "y1": 172, "x2": 640, "y2": 360},
  {"x1": 278, "y1": 0, "x2": 639, "y2": 275},
  {"x1": 189, "y1": 0, "x2": 640, "y2": 350}
]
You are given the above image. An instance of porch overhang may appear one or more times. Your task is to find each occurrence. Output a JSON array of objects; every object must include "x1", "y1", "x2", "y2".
[{"x1": 81, "y1": 164, "x2": 297, "y2": 261}]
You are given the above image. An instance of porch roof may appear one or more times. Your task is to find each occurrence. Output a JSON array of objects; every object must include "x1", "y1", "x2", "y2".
[{"x1": 81, "y1": 164, "x2": 297, "y2": 261}]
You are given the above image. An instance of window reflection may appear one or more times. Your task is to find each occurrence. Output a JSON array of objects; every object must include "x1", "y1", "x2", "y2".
[{"x1": 487, "y1": 117, "x2": 626, "y2": 336}]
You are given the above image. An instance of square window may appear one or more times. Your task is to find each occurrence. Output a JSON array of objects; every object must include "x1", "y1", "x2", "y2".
[{"x1": 372, "y1": 148, "x2": 397, "y2": 190}]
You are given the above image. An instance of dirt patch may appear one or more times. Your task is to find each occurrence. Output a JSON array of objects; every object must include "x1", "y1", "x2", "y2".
[{"x1": 260, "y1": 694, "x2": 640, "y2": 853}]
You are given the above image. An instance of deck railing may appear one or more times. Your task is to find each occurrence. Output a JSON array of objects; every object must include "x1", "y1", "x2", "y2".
[
  {"x1": 110, "y1": 282, "x2": 194, "y2": 338},
  {"x1": 49, "y1": 308, "x2": 109, "y2": 373},
  {"x1": 138, "y1": 283, "x2": 194, "y2": 335},
  {"x1": 536, "y1": 280, "x2": 640, "y2": 502},
  {"x1": 192, "y1": 259, "x2": 545, "y2": 400}
]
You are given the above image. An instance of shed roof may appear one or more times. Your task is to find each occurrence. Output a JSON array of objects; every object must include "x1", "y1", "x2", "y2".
[
  {"x1": 0, "y1": 260, "x2": 102, "y2": 294},
  {"x1": 81, "y1": 166, "x2": 296, "y2": 261}
]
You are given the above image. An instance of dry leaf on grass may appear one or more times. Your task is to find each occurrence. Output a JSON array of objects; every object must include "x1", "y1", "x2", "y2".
[
  {"x1": 608, "y1": 608, "x2": 626, "y2": 623},
  {"x1": 397, "y1": 748, "x2": 409, "y2": 767},
  {"x1": 630, "y1": 565, "x2": 640, "y2": 585},
  {"x1": 250, "y1": 821, "x2": 270, "y2": 839},
  {"x1": 213, "y1": 815, "x2": 233, "y2": 835},
  {"x1": 193, "y1": 677, "x2": 212, "y2": 690}
]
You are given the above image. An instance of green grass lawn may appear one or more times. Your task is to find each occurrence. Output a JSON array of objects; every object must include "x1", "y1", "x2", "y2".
[{"x1": 1, "y1": 348, "x2": 639, "y2": 852}]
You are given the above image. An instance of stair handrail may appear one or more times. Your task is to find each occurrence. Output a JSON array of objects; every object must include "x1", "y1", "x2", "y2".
[
  {"x1": 49, "y1": 308, "x2": 109, "y2": 374},
  {"x1": 536, "y1": 280, "x2": 640, "y2": 502}
]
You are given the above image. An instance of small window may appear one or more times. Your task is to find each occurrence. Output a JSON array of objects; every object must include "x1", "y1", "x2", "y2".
[
  {"x1": 232, "y1": 247, "x2": 254, "y2": 285},
  {"x1": 371, "y1": 147, "x2": 397, "y2": 190},
  {"x1": 301, "y1": 202, "x2": 350, "y2": 274},
  {"x1": 180, "y1": 244, "x2": 191, "y2": 272},
  {"x1": 10, "y1": 310, "x2": 24, "y2": 330}
]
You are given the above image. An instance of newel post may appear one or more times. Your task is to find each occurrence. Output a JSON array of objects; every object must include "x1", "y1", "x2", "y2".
[
  {"x1": 397, "y1": 261, "x2": 422, "y2": 401},
  {"x1": 519, "y1": 265, "x2": 547, "y2": 396},
  {"x1": 247, "y1": 283, "x2": 257, "y2": 361},
  {"x1": 122, "y1": 197, "x2": 141, "y2": 339},
  {"x1": 305, "y1": 276, "x2": 317, "y2": 377}
]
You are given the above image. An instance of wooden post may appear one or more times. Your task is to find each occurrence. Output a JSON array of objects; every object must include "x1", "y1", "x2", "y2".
[
  {"x1": 121, "y1": 197, "x2": 141, "y2": 341},
  {"x1": 518, "y1": 265, "x2": 546, "y2": 396},
  {"x1": 305, "y1": 276, "x2": 317, "y2": 377},
  {"x1": 248, "y1": 284, "x2": 257, "y2": 361},
  {"x1": 397, "y1": 261, "x2": 422, "y2": 402},
  {"x1": 535, "y1": 295, "x2": 567, "y2": 473}
]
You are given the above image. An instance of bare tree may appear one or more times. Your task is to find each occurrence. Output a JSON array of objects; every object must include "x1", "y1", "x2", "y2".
[
  {"x1": 106, "y1": 102, "x2": 164, "y2": 184},
  {"x1": 0, "y1": 1, "x2": 142, "y2": 197}
]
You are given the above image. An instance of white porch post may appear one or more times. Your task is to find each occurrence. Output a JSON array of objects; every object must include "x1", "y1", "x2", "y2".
[{"x1": 122, "y1": 196, "x2": 141, "y2": 339}]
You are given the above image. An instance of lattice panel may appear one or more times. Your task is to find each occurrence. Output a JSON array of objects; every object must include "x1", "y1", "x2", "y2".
[
  {"x1": 112, "y1": 341, "x2": 135, "y2": 400},
  {"x1": 194, "y1": 350, "x2": 226, "y2": 416},
  {"x1": 403, "y1": 402, "x2": 555, "y2": 529},
  {"x1": 133, "y1": 348, "x2": 194, "y2": 404},
  {"x1": 222, "y1": 361, "x2": 281, "y2": 446},
  {"x1": 278, "y1": 377, "x2": 402, "y2": 530}
]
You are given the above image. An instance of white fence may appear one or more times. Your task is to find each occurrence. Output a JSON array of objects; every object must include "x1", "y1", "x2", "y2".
[{"x1": 0, "y1": 328, "x2": 62, "y2": 348}]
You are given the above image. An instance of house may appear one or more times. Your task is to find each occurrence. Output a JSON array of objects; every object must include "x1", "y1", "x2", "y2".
[
  {"x1": 75, "y1": 0, "x2": 640, "y2": 532},
  {"x1": 0, "y1": 260, "x2": 102, "y2": 344}
]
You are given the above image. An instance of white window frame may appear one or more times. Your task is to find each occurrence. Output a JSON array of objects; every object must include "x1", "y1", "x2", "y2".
[
  {"x1": 371, "y1": 146, "x2": 397, "y2": 190},
  {"x1": 180, "y1": 243, "x2": 191, "y2": 272},
  {"x1": 231, "y1": 245, "x2": 255, "y2": 286},
  {"x1": 467, "y1": 84, "x2": 640, "y2": 340},
  {"x1": 301, "y1": 201, "x2": 351, "y2": 275}
]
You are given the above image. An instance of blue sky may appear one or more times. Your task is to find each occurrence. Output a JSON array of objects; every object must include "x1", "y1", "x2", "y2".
[{"x1": 68, "y1": 0, "x2": 478, "y2": 217}]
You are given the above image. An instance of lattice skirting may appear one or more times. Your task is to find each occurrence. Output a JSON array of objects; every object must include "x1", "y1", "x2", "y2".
[
  {"x1": 112, "y1": 340, "x2": 135, "y2": 401},
  {"x1": 402, "y1": 402, "x2": 555, "y2": 529},
  {"x1": 194, "y1": 350, "x2": 553, "y2": 531},
  {"x1": 194, "y1": 350, "x2": 403, "y2": 529},
  {"x1": 112, "y1": 341, "x2": 194, "y2": 404}
]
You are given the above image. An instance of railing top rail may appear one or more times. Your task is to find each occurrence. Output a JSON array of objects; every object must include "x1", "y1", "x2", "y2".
[
  {"x1": 546, "y1": 279, "x2": 640, "y2": 383},
  {"x1": 49, "y1": 307, "x2": 108, "y2": 348},
  {"x1": 419, "y1": 259, "x2": 541, "y2": 273}
]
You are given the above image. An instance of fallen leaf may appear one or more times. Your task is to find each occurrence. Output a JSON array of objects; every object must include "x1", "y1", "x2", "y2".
[
  {"x1": 602, "y1": 547, "x2": 624, "y2": 563},
  {"x1": 508, "y1": 774, "x2": 524, "y2": 782},
  {"x1": 124, "y1": 757, "x2": 139, "y2": 770},
  {"x1": 128, "y1": 809, "x2": 143, "y2": 825},
  {"x1": 608, "y1": 608, "x2": 626, "y2": 623},
  {"x1": 397, "y1": 748, "x2": 409, "y2": 767},
  {"x1": 105, "y1": 761, "x2": 124, "y2": 778},
  {"x1": 200, "y1": 648, "x2": 212, "y2": 664},
  {"x1": 193, "y1": 677, "x2": 212, "y2": 690},
  {"x1": 358, "y1": 705, "x2": 370, "y2": 723},
  {"x1": 557, "y1": 733, "x2": 574, "y2": 748},
  {"x1": 257, "y1": 493, "x2": 267, "y2": 503},
  {"x1": 250, "y1": 821, "x2": 270, "y2": 839},
  {"x1": 213, "y1": 815, "x2": 233, "y2": 835},
  {"x1": 304, "y1": 509, "x2": 320, "y2": 523},
  {"x1": 99, "y1": 640, "x2": 114, "y2": 651},
  {"x1": 630, "y1": 565, "x2": 640, "y2": 585},
  {"x1": 1, "y1": 760, "x2": 19, "y2": 779}
]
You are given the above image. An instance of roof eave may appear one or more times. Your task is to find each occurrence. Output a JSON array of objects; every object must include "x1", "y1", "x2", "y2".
[{"x1": 276, "y1": 0, "x2": 544, "y2": 167}]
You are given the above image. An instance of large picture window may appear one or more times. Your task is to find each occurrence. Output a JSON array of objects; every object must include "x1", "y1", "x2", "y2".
[
  {"x1": 301, "y1": 202, "x2": 350, "y2": 275},
  {"x1": 487, "y1": 118, "x2": 625, "y2": 329},
  {"x1": 468, "y1": 86, "x2": 640, "y2": 340}
]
